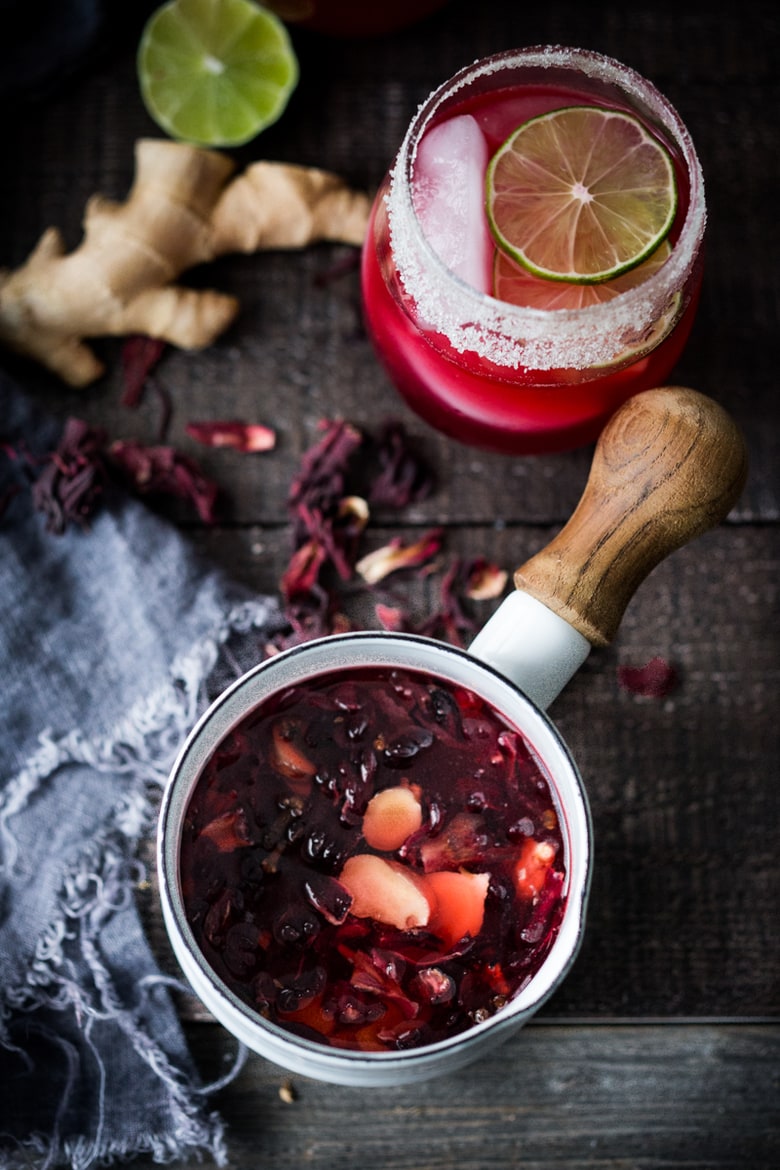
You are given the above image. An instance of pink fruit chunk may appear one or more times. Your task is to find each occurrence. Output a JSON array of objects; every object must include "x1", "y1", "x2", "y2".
[
  {"x1": 198, "y1": 809, "x2": 251, "y2": 852},
  {"x1": 270, "y1": 718, "x2": 316, "y2": 795},
  {"x1": 426, "y1": 869, "x2": 490, "y2": 949},
  {"x1": 362, "y1": 784, "x2": 423, "y2": 852},
  {"x1": 340, "y1": 854, "x2": 434, "y2": 931},
  {"x1": 513, "y1": 838, "x2": 556, "y2": 901}
]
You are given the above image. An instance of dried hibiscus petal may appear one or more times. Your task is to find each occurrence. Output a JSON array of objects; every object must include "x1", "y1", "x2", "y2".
[
  {"x1": 464, "y1": 557, "x2": 508, "y2": 601},
  {"x1": 120, "y1": 335, "x2": 167, "y2": 407},
  {"x1": 31, "y1": 417, "x2": 108, "y2": 534},
  {"x1": 185, "y1": 420, "x2": 276, "y2": 452},
  {"x1": 618, "y1": 656, "x2": 679, "y2": 698},
  {"x1": 280, "y1": 538, "x2": 328, "y2": 600},
  {"x1": 366, "y1": 420, "x2": 434, "y2": 509},
  {"x1": 374, "y1": 603, "x2": 407, "y2": 632},
  {"x1": 413, "y1": 559, "x2": 478, "y2": 648},
  {"x1": 288, "y1": 419, "x2": 363, "y2": 526},
  {"x1": 356, "y1": 528, "x2": 444, "y2": 585}
]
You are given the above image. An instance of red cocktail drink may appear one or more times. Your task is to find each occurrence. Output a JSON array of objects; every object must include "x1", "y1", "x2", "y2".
[
  {"x1": 361, "y1": 47, "x2": 706, "y2": 454},
  {"x1": 179, "y1": 666, "x2": 567, "y2": 1052}
]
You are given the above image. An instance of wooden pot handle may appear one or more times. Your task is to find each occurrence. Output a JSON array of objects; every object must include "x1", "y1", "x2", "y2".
[{"x1": 513, "y1": 386, "x2": 748, "y2": 647}]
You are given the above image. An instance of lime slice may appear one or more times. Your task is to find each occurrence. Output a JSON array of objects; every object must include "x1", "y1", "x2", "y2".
[
  {"x1": 138, "y1": 0, "x2": 299, "y2": 148},
  {"x1": 492, "y1": 239, "x2": 673, "y2": 310},
  {"x1": 486, "y1": 105, "x2": 677, "y2": 284},
  {"x1": 493, "y1": 240, "x2": 681, "y2": 367}
]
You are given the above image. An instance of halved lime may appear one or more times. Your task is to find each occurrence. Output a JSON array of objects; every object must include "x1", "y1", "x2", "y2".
[
  {"x1": 138, "y1": 0, "x2": 299, "y2": 148},
  {"x1": 486, "y1": 105, "x2": 677, "y2": 284}
]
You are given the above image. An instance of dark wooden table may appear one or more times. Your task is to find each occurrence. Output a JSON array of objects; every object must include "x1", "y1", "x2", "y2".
[{"x1": 2, "y1": 1, "x2": 778, "y2": 1166}]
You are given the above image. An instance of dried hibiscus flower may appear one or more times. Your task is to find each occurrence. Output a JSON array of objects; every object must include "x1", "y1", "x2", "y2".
[
  {"x1": 272, "y1": 418, "x2": 502, "y2": 653},
  {"x1": 30, "y1": 417, "x2": 109, "y2": 535},
  {"x1": 370, "y1": 559, "x2": 487, "y2": 649},
  {"x1": 271, "y1": 419, "x2": 432, "y2": 650},
  {"x1": 411, "y1": 559, "x2": 482, "y2": 649},
  {"x1": 618, "y1": 656, "x2": 679, "y2": 698},
  {"x1": 365, "y1": 420, "x2": 435, "y2": 509},
  {"x1": 109, "y1": 439, "x2": 220, "y2": 524},
  {"x1": 287, "y1": 419, "x2": 365, "y2": 576}
]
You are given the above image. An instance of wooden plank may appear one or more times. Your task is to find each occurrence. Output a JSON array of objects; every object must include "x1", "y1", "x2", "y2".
[{"x1": 125, "y1": 1021, "x2": 780, "y2": 1170}]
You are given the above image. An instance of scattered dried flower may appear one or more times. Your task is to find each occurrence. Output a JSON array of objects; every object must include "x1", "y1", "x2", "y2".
[
  {"x1": 366, "y1": 420, "x2": 434, "y2": 509},
  {"x1": 413, "y1": 559, "x2": 479, "y2": 649},
  {"x1": 356, "y1": 528, "x2": 444, "y2": 585},
  {"x1": 374, "y1": 603, "x2": 407, "y2": 632},
  {"x1": 289, "y1": 422, "x2": 362, "y2": 566},
  {"x1": 338, "y1": 494, "x2": 370, "y2": 533},
  {"x1": 109, "y1": 439, "x2": 220, "y2": 524},
  {"x1": 185, "y1": 420, "x2": 276, "y2": 452},
  {"x1": 280, "y1": 538, "x2": 328, "y2": 600},
  {"x1": 269, "y1": 419, "x2": 500, "y2": 652},
  {"x1": 463, "y1": 558, "x2": 508, "y2": 601},
  {"x1": 30, "y1": 417, "x2": 109, "y2": 534},
  {"x1": 278, "y1": 1080, "x2": 297, "y2": 1104},
  {"x1": 618, "y1": 656, "x2": 679, "y2": 698},
  {"x1": 120, "y1": 336, "x2": 167, "y2": 407},
  {"x1": 289, "y1": 419, "x2": 363, "y2": 517}
]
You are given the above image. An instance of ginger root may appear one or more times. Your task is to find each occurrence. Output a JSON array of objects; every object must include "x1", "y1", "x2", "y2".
[{"x1": 0, "y1": 139, "x2": 372, "y2": 387}]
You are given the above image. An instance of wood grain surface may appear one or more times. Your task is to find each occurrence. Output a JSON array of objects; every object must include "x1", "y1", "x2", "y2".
[{"x1": 2, "y1": 0, "x2": 778, "y2": 1165}]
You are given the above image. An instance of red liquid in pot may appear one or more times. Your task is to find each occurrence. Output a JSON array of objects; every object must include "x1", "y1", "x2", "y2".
[{"x1": 180, "y1": 667, "x2": 566, "y2": 1052}]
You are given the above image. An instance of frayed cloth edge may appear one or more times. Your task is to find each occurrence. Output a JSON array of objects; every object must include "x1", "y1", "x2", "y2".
[{"x1": 0, "y1": 596, "x2": 282, "y2": 1170}]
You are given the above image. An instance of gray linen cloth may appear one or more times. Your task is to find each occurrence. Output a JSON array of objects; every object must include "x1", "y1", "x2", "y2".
[{"x1": 0, "y1": 378, "x2": 286, "y2": 1168}]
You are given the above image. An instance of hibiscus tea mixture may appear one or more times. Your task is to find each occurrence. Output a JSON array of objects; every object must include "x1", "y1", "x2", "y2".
[{"x1": 179, "y1": 667, "x2": 566, "y2": 1052}]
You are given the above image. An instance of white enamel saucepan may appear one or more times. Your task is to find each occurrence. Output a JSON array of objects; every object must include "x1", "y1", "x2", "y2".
[{"x1": 158, "y1": 386, "x2": 747, "y2": 1086}]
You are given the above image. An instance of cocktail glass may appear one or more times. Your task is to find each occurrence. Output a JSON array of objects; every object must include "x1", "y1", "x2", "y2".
[{"x1": 361, "y1": 46, "x2": 707, "y2": 455}]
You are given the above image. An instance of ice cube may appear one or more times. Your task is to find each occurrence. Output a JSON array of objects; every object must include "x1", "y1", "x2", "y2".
[{"x1": 413, "y1": 113, "x2": 493, "y2": 294}]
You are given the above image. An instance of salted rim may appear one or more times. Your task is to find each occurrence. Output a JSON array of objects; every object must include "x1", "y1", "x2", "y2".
[{"x1": 385, "y1": 45, "x2": 707, "y2": 371}]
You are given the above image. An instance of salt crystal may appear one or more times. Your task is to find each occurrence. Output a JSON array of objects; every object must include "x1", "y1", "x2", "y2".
[{"x1": 413, "y1": 114, "x2": 493, "y2": 294}]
